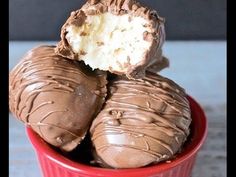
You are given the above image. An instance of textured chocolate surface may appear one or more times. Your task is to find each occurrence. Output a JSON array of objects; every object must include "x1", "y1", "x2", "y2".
[
  {"x1": 90, "y1": 71, "x2": 191, "y2": 168},
  {"x1": 9, "y1": 46, "x2": 107, "y2": 152},
  {"x1": 55, "y1": 0, "x2": 166, "y2": 79}
]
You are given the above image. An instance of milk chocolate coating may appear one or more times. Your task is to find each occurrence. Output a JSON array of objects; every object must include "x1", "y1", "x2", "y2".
[
  {"x1": 90, "y1": 72, "x2": 191, "y2": 168},
  {"x1": 55, "y1": 0, "x2": 165, "y2": 79},
  {"x1": 147, "y1": 49, "x2": 169, "y2": 73},
  {"x1": 9, "y1": 46, "x2": 107, "y2": 152}
]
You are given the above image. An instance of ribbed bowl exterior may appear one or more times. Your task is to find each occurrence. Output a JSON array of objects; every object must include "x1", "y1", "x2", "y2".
[
  {"x1": 27, "y1": 96, "x2": 207, "y2": 177},
  {"x1": 36, "y1": 152, "x2": 197, "y2": 177}
]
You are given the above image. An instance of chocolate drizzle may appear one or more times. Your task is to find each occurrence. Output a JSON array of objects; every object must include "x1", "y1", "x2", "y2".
[
  {"x1": 8, "y1": 0, "x2": 194, "y2": 170},
  {"x1": 90, "y1": 71, "x2": 191, "y2": 168},
  {"x1": 55, "y1": 0, "x2": 166, "y2": 79},
  {"x1": 9, "y1": 46, "x2": 107, "y2": 152}
]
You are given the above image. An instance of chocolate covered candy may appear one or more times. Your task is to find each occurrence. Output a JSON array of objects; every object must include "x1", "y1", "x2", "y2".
[
  {"x1": 90, "y1": 72, "x2": 191, "y2": 168},
  {"x1": 9, "y1": 46, "x2": 107, "y2": 152},
  {"x1": 55, "y1": 0, "x2": 166, "y2": 79}
]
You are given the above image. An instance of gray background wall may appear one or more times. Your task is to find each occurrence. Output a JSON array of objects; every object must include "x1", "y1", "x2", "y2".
[{"x1": 9, "y1": 0, "x2": 226, "y2": 40}]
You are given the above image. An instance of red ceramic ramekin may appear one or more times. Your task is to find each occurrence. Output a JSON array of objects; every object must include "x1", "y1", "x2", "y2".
[{"x1": 26, "y1": 95, "x2": 207, "y2": 177}]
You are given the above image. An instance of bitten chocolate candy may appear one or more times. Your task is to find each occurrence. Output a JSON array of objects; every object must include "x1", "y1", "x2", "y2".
[
  {"x1": 90, "y1": 72, "x2": 191, "y2": 168},
  {"x1": 55, "y1": 0, "x2": 166, "y2": 79},
  {"x1": 9, "y1": 46, "x2": 107, "y2": 152}
]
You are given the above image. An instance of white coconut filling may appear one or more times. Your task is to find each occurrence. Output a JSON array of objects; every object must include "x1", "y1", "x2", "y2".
[{"x1": 66, "y1": 12, "x2": 152, "y2": 72}]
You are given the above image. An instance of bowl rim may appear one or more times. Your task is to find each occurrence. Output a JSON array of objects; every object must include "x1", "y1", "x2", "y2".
[{"x1": 26, "y1": 95, "x2": 208, "y2": 176}]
